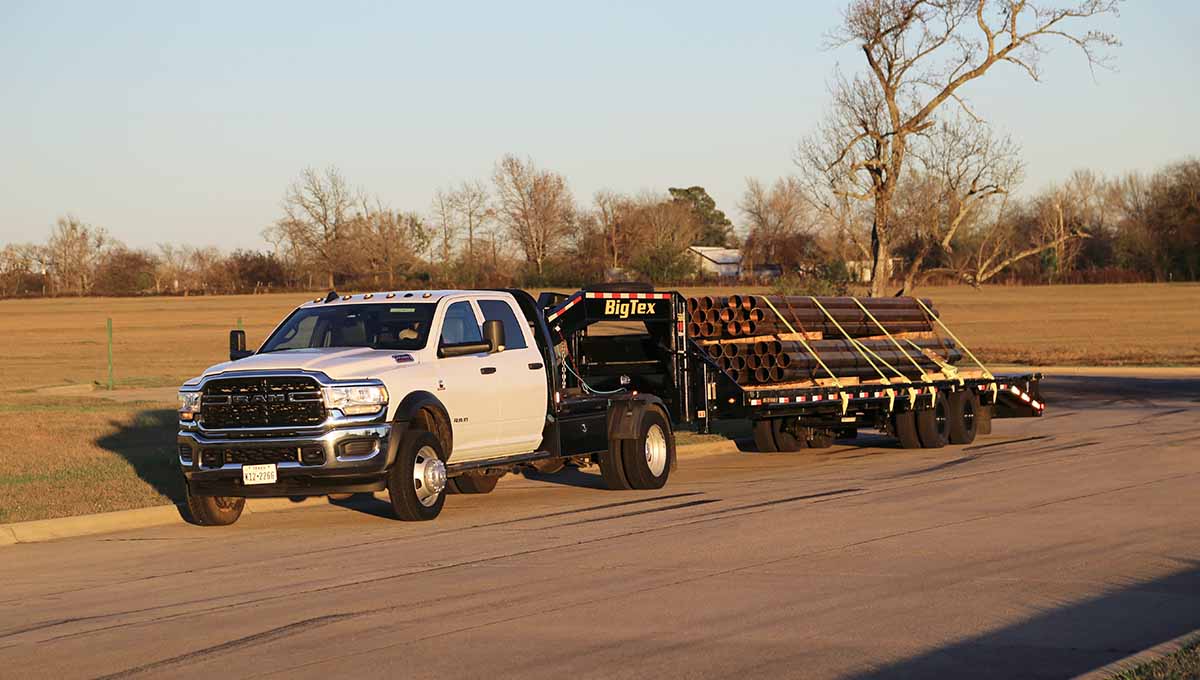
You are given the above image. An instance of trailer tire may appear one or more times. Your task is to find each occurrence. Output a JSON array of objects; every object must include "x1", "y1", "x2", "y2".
[
  {"x1": 977, "y1": 403, "x2": 993, "y2": 435},
  {"x1": 806, "y1": 429, "x2": 835, "y2": 449},
  {"x1": 452, "y1": 472, "x2": 500, "y2": 494},
  {"x1": 752, "y1": 420, "x2": 778, "y2": 453},
  {"x1": 621, "y1": 408, "x2": 672, "y2": 490},
  {"x1": 772, "y1": 419, "x2": 809, "y2": 452},
  {"x1": 892, "y1": 410, "x2": 922, "y2": 449},
  {"x1": 387, "y1": 431, "x2": 448, "y2": 521},
  {"x1": 916, "y1": 399, "x2": 949, "y2": 449},
  {"x1": 185, "y1": 487, "x2": 245, "y2": 526},
  {"x1": 947, "y1": 391, "x2": 979, "y2": 445},
  {"x1": 598, "y1": 442, "x2": 632, "y2": 490}
]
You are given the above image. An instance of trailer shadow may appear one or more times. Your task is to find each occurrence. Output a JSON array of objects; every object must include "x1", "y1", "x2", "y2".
[
  {"x1": 847, "y1": 561, "x2": 1200, "y2": 679},
  {"x1": 95, "y1": 407, "x2": 188, "y2": 519}
]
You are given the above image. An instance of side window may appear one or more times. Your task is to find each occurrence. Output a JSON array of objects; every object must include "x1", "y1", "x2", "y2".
[
  {"x1": 478, "y1": 299, "x2": 527, "y2": 350},
  {"x1": 440, "y1": 301, "x2": 483, "y2": 345}
]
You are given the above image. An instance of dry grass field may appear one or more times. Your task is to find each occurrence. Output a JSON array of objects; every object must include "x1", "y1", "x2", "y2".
[{"x1": 1, "y1": 283, "x2": 1197, "y2": 523}]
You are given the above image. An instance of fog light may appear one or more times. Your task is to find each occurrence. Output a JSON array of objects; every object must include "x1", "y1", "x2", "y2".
[
  {"x1": 338, "y1": 439, "x2": 378, "y2": 458},
  {"x1": 300, "y1": 447, "x2": 325, "y2": 466},
  {"x1": 201, "y1": 449, "x2": 222, "y2": 468}
]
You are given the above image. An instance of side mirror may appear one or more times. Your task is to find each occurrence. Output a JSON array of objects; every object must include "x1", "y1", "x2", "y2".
[
  {"x1": 229, "y1": 330, "x2": 253, "y2": 361},
  {"x1": 482, "y1": 319, "x2": 505, "y2": 354}
]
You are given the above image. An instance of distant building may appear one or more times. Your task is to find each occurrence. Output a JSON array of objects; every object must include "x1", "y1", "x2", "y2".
[
  {"x1": 845, "y1": 258, "x2": 903, "y2": 282},
  {"x1": 688, "y1": 246, "x2": 742, "y2": 278}
]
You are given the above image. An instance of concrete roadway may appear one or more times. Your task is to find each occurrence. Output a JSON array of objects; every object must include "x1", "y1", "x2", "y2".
[{"x1": 1, "y1": 373, "x2": 1198, "y2": 679}]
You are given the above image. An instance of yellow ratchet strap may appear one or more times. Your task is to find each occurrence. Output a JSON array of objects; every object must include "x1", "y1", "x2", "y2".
[
  {"x1": 761, "y1": 296, "x2": 849, "y2": 414},
  {"x1": 913, "y1": 298, "x2": 994, "y2": 380},
  {"x1": 851, "y1": 297, "x2": 928, "y2": 378}
]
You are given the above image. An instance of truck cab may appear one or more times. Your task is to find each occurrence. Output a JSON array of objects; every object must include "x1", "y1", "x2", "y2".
[{"x1": 178, "y1": 288, "x2": 677, "y2": 525}]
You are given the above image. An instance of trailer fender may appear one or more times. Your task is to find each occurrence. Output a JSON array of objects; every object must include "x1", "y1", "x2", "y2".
[{"x1": 607, "y1": 395, "x2": 676, "y2": 471}]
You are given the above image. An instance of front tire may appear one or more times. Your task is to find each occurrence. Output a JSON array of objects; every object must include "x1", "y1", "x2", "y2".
[
  {"x1": 621, "y1": 408, "x2": 673, "y2": 490},
  {"x1": 185, "y1": 486, "x2": 245, "y2": 526},
  {"x1": 387, "y1": 431, "x2": 448, "y2": 521}
]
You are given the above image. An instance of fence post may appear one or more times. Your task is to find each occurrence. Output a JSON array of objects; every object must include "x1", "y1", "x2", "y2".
[{"x1": 106, "y1": 318, "x2": 114, "y2": 391}]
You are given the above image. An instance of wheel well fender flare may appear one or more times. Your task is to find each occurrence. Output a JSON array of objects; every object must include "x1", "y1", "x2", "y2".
[{"x1": 388, "y1": 391, "x2": 453, "y2": 465}]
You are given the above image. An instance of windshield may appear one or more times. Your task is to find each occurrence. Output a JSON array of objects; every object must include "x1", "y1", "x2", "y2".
[{"x1": 260, "y1": 303, "x2": 436, "y2": 353}]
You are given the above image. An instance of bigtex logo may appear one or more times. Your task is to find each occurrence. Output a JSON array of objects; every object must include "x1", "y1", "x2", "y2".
[{"x1": 604, "y1": 299, "x2": 657, "y2": 319}]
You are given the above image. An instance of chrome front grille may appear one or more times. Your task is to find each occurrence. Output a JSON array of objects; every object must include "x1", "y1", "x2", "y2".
[{"x1": 200, "y1": 376, "x2": 325, "y2": 429}]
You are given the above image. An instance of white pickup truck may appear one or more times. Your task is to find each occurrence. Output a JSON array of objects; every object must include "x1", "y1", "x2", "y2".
[{"x1": 177, "y1": 287, "x2": 682, "y2": 525}]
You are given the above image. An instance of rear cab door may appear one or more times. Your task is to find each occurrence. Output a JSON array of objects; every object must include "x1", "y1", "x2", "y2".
[{"x1": 476, "y1": 294, "x2": 549, "y2": 454}]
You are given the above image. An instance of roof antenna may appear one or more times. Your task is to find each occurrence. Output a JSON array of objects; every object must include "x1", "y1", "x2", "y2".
[{"x1": 323, "y1": 290, "x2": 339, "y2": 303}]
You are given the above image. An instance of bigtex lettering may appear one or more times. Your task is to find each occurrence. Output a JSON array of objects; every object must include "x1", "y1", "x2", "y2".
[{"x1": 604, "y1": 299, "x2": 657, "y2": 319}]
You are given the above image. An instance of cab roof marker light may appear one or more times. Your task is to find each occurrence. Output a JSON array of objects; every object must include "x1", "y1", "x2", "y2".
[{"x1": 386, "y1": 292, "x2": 396, "y2": 298}]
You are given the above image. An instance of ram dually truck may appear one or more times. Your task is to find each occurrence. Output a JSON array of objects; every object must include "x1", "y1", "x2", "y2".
[{"x1": 177, "y1": 287, "x2": 680, "y2": 525}]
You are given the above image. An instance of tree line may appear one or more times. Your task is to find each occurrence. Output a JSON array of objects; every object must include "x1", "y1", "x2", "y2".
[{"x1": 1, "y1": 151, "x2": 1197, "y2": 298}]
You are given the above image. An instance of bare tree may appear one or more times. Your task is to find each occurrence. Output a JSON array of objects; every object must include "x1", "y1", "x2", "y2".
[
  {"x1": 893, "y1": 116, "x2": 1024, "y2": 292},
  {"x1": 492, "y1": 154, "x2": 576, "y2": 277},
  {"x1": 805, "y1": 0, "x2": 1120, "y2": 295},
  {"x1": 265, "y1": 167, "x2": 359, "y2": 289},
  {"x1": 351, "y1": 198, "x2": 429, "y2": 288},
  {"x1": 448, "y1": 180, "x2": 492, "y2": 263},
  {"x1": 739, "y1": 177, "x2": 814, "y2": 272},
  {"x1": 46, "y1": 215, "x2": 109, "y2": 295}
]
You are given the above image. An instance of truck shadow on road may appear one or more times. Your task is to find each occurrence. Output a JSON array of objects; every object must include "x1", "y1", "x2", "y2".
[
  {"x1": 848, "y1": 561, "x2": 1200, "y2": 679},
  {"x1": 94, "y1": 407, "x2": 188, "y2": 517}
]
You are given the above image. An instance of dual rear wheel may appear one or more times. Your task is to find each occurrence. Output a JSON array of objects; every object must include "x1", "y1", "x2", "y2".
[
  {"x1": 752, "y1": 418, "x2": 836, "y2": 453},
  {"x1": 598, "y1": 408, "x2": 673, "y2": 490},
  {"x1": 893, "y1": 390, "x2": 979, "y2": 449}
]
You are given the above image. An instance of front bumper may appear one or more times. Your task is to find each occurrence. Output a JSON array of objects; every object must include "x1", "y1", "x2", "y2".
[{"x1": 178, "y1": 425, "x2": 394, "y2": 498}]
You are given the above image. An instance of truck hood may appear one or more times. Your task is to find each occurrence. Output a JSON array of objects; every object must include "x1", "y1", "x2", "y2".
[{"x1": 195, "y1": 347, "x2": 418, "y2": 383}]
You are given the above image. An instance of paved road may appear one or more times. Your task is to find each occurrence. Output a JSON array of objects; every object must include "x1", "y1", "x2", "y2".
[{"x1": 2, "y1": 374, "x2": 1199, "y2": 679}]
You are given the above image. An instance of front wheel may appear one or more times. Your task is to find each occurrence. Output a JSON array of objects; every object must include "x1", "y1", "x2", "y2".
[
  {"x1": 185, "y1": 486, "x2": 245, "y2": 526},
  {"x1": 387, "y1": 431, "x2": 448, "y2": 521},
  {"x1": 621, "y1": 408, "x2": 673, "y2": 490}
]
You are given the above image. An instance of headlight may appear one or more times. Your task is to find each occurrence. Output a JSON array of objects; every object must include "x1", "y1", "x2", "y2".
[
  {"x1": 323, "y1": 385, "x2": 388, "y2": 415},
  {"x1": 178, "y1": 391, "x2": 202, "y2": 421}
]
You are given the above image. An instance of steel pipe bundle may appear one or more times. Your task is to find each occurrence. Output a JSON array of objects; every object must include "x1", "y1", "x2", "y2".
[{"x1": 690, "y1": 294, "x2": 959, "y2": 387}]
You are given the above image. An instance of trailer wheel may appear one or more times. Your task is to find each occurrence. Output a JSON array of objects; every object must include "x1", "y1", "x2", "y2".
[
  {"x1": 452, "y1": 472, "x2": 500, "y2": 494},
  {"x1": 621, "y1": 408, "x2": 672, "y2": 490},
  {"x1": 185, "y1": 487, "x2": 245, "y2": 526},
  {"x1": 752, "y1": 420, "x2": 778, "y2": 453},
  {"x1": 806, "y1": 429, "x2": 835, "y2": 449},
  {"x1": 772, "y1": 418, "x2": 809, "y2": 452},
  {"x1": 892, "y1": 410, "x2": 922, "y2": 449},
  {"x1": 916, "y1": 399, "x2": 949, "y2": 449},
  {"x1": 977, "y1": 403, "x2": 993, "y2": 435},
  {"x1": 947, "y1": 391, "x2": 979, "y2": 445},
  {"x1": 387, "y1": 431, "x2": 448, "y2": 521},
  {"x1": 598, "y1": 441, "x2": 632, "y2": 490}
]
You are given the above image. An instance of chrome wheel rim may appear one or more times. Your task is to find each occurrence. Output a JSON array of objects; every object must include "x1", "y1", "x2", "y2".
[
  {"x1": 412, "y1": 446, "x2": 446, "y2": 507},
  {"x1": 645, "y1": 424, "x2": 667, "y2": 477}
]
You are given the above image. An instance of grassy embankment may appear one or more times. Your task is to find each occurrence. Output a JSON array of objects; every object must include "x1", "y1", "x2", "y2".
[{"x1": 1, "y1": 283, "x2": 1197, "y2": 523}]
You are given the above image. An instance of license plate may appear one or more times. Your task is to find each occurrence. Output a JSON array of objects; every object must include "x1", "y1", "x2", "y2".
[{"x1": 242, "y1": 463, "x2": 278, "y2": 485}]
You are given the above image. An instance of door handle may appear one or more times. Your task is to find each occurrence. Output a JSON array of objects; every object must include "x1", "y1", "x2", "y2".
[
  {"x1": 480, "y1": 367, "x2": 497, "y2": 375},
  {"x1": 528, "y1": 362, "x2": 543, "y2": 370}
]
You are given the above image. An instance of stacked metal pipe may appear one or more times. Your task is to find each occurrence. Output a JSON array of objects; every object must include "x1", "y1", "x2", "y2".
[
  {"x1": 686, "y1": 295, "x2": 937, "y2": 340},
  {"x1": 688, "y1": 295, "x2": 957, "y2": 386}
]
